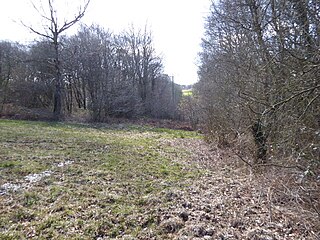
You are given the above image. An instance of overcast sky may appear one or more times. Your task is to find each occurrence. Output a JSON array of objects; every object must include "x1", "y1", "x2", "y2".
[{"x1": 0, "y1": 0, "x2": 211, "y2": 85}]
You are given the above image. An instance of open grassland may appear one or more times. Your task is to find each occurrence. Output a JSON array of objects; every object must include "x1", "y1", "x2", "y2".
[
  {"x1": 0, "y1": 120, "x2": 318, "y2": 239},
  {"x1": 0, "y1": 120, "x2": 201, "y2": 239}
]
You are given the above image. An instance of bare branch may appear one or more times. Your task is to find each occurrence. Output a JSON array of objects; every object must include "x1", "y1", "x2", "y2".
[
  {"x1": 234, "y1": 152, "x2": 253, "y2": 168},
  {"x1": 299, "y1": 94, "x2": 320, "y2": 119},
  {"x1": 256, "y1": 163, "x2": 305, "y2": 171},
  {"x1": 29, "y1": 0, "x2": 52, "y2": 22},
  {"x1": 264, "y1": 85, "x2": 320, "y2": 116},
  {"x1": 238, "y1": 90, "x2": 271, "y2": 108},
  {"x1": 23, "y1": 0, "x2": 91, "y2": 41},
  {"x1": 20, "y1": 21, "x2": 54, "y2": 40},
  {"x1": 58, "y1": 0, "x2": 91, "y2": 34}
]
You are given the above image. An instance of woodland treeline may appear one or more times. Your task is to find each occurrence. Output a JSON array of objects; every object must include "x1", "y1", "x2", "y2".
[
  {"x1": 1, "y1": 0, "x2": 319, "y2": 171},
  {"x1": 0, "y1": 0, "x2": 319, "y2": 226},
  {"x1": 195, "y1": 0, "x2": 319, "y2": 172},
  {"x1": 0, "y1": 25, "x2": 181, "y2": 121}
]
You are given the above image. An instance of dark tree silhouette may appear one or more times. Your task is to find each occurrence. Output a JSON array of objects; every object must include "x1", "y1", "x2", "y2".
[{"x1": 24, "y1": 0, "x2": 90, "y2": 120}]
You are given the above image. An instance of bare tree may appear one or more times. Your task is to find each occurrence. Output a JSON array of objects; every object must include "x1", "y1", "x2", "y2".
[
  {"x1": 0, "y1": 42, "x2": 12, "y2": 111},
  {"x1": 123, "y1": 27, "x2": 163, "y2": 114},
  {"x1": 198, "y1": 0, "x2": 319, "y2": 165},
  {"x1": 1, "y1": 22, "x2": 182, "y2": 122},
  {"x1": 24, "y1": 0, "x2": 90, "y2": 120}
]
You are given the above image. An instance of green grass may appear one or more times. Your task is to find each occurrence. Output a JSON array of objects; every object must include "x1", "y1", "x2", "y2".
[
  {"x1": 0, "y1": 119, "x2": 202, "y2": 239},
  {"x1": 182, "y1": 89, "x2": 193, "y2": 96}
]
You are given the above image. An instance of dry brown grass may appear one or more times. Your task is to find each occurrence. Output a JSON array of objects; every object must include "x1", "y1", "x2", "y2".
[{"x1": 159, "y1": 137, "x2": 320, "y2": 239}]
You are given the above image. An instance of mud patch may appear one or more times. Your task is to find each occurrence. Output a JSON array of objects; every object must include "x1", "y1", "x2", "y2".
[{"x1": 0, "y1": 160, "x2": 74, "y2": 195}]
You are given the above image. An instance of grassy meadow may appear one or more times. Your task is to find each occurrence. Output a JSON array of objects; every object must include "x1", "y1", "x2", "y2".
[
  {"x1": 0, "y1": 120, "x2": 201, "y2": 239},
  {"x1": 182, "y1": 89, "x2": 193, "y2": 97}
]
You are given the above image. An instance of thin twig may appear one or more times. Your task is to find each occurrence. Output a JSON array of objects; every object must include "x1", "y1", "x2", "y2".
[
  {"x1": 256, "y1": 163, "x2": 305, "y2": 171},
  {"x1": 234, "y1": 152, "x2": 253, "y2": 168},
  {"x1": 263, "y1": 85, "x2": 320, "y2": 116},
  {"x1": 234, "y1": 151, "x2": 305, "y2": 171},
  {"x1": 267, "y1": 187, "x2": 273, "y2": 222}
]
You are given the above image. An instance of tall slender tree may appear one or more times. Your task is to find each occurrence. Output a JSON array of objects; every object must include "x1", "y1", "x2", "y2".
[{"x1": 24, "y1": 0, "x2": 90, "y2": 120}]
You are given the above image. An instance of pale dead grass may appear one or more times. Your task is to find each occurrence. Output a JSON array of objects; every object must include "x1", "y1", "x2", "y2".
[{"x1": 158, "y1": 138, "x2": 320, "y2": 239}]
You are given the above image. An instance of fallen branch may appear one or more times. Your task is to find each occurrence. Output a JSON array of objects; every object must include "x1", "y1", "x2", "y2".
[
  {"x1": 234, "y1": 152, "x2": 253, "y2": 168},
  {"x1": 234, "y1": 152, "x2": 305, "y2": 171},
  {"x1": 256, "y1": 163, "x2": 305, "y2": 171}
]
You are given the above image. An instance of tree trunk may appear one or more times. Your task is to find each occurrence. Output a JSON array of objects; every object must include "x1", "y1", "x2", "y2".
[
  {"x1": 252, "y1": 119, "x2": 268, "y2": 163},
  {"x1": 53, "y1": 35, "x2": 63, "y2": 121}
]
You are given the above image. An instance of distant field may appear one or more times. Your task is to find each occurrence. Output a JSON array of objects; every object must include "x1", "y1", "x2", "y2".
[
  {"x1": 0, "y1": 120, "x2": 201, "y2": 239},
  {"x1": 182, "y1": 89, "x2": 193, "y2": 96}
]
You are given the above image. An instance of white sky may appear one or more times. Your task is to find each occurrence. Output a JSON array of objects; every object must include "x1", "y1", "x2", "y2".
[{"x1": 0, "y1": 0, "x2": 211, "y2": 85}]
